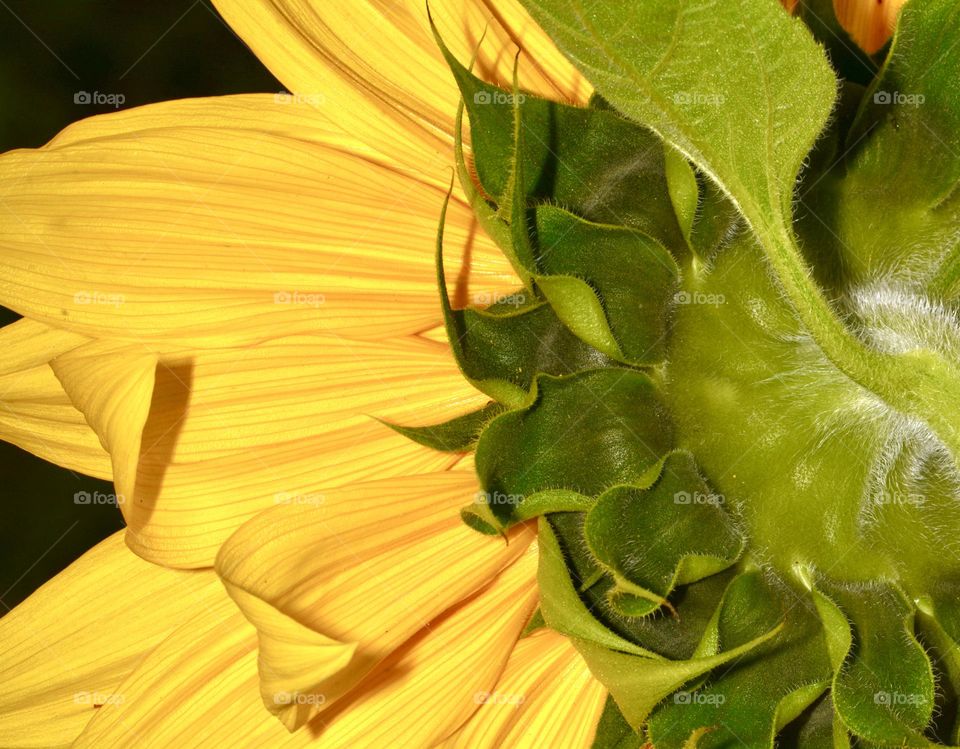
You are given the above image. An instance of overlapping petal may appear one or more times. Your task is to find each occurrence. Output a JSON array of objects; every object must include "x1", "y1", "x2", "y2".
[
  {"x1": 0, "y1": 93, "x2": 517, "y2": 347},
  {"x1": 215, "y1": 470, "x2": 536, "y2": 729},
  {"x1": 443, "y1": 629, "x2": 607, "y2": 748},
  {"x1": 0, "y1": 319, "x2": 109, "y2": 478},
  {"x1": 73, "y1": 521, "x2": 537, "y2": 747},
  {"x1": 0, "y1": 532, "x2": 222, "y2": 748},
  {"x1": 50, "y1": 334, "x2": 488, "y2": 568},
  {"x1": 301, "y1": 545, "x2": 538, "y2": 747},
  {"x1": 212, "y1": 0, "x2": 591, "y2": 181}
]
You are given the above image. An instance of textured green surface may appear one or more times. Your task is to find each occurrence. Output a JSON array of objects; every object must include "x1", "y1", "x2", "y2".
[{"x1": 401, "y1": 0, "x2": 960, "y2": 745}]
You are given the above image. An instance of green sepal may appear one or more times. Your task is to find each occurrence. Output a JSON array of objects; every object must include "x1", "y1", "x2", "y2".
[
  {"x1": 435, "y1": 190, "x2": 611, "y2": 408},
  {"x1": 433, "y1": 24, "x2": 687, "y2": 250},
  {"x1": 537, "y1": 518, "x2": 662, "y2": 659},
  {"x1": 815, "y1": 580, "x2": 935, "y2": 746},
  {"x1": 551, "y1": 507, "x2": 739, "y2": 661},
  {"x1": 501, "y1": 100, "x2": 619, "y2": 360},
  {"x1": 647, "y1": 572, "x2": 832, "y2": 749},
  {"x1": 435, "y1": 24, "x2": 688, "y2": 365},
  {"x1": 584, "y1": 451, "x2": 743, "y2": 618},
  {"x1": 459, "y1": 487, "x2": 594, "y2": 536},
  {"x1": 475, "y1": 369, "x2": 673, "y2": 523},
  {"x1": 533, "y1": 204, "x2": 681, "y2": 364},
  {"x1": 574, "y1": 573, "x2": 785, "y2": 731},
  {"x1": 378, "y1": 401, "x2": 504, "y2": 452}
]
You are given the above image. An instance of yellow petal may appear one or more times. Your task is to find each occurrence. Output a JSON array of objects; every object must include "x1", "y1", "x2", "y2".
[
  {"x1": 0, "y1": 318, "x2": 88, "y2": 375},
  {"x1": 0, "y1": 93, "x2": 516, "y2": 346},
  {"x1": 216, "y1": 470, "x2": 537, "y2": 729},
  {"x1": 52, "y1": 335, "x2": 488, "y2": 568},
  {"x1": 72, "y1": 594, "x2": 264, "y2": 749},
  {"x1": 74, "y1": 537, "x2": 536, "y2": 748},
  {"x1": 305, "y1": 545, "x2": 538, "y2": 747},
  {"x1": 0, "y1": 532, "x2": 222, "y2": 749},
  {"x1": 834, "y1": 0, "x2": 908, "y2": 54},
  {"x1": 443, "y1": 629, "x2": 607, "y2": 748},
  {"x1": 50, "y1": 339, "x2": 156, "y2": 511},
  {"x1": 0, "y1": 319, "x2": 110, "y2": 478},
  {"x1": 212, "y1": 0, "x2": 591, "y2": 179}
]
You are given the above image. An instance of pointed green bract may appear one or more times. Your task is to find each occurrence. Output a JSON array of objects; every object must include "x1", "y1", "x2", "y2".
[
  {"x1": 534, "y1": 204, "x2": 680, "y2": 363},
  {"x1": 580, "y1": 571, "x2": 785, "y2": 730},
  {"x1": 435, "y1": 189, "x2": 611, "y2": 407},
  {"x1": 647, "y1": 573, "x2": 831, "y2": 749},
  {"x1": 379, "y1": 402, "x2": 504, "y2": 452},
  {"x1": 537, "y1": 519, "x2": 661, "y2": 659},
  {"x1": 435, "y1": 23, "x2": 687, "y2": 365},
  {"x1": 435, "y1": 27, "x2": 687, "y2": 249}
]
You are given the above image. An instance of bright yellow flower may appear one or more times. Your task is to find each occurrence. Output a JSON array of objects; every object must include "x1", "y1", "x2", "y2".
[
  {"x1": 0, "y1": 1, "x2": 604, "y2": 746},
  {"x1": 0, "y1": 0, "x2": 918, "y2": 746}
]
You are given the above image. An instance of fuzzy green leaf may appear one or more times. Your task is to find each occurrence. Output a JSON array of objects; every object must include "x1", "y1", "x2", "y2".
[
  {"x1": 435, "y1": 31, "x2": 687, "y2": 249},
  {"x1": 475, "y1": 369, "x2": 672, "y2": 523},
  {"x1": 820, "y1": 581, "x2": 935, "y2": 746},
  {"x1": 584, "y1": 451, "x2": 743, "y2": 616},
  {"x1": 518, "y1": 0, "x2": 836, "y2": 247},
  {"x1": 647, "y1": 572, "x2": 832, "y2": 749}
]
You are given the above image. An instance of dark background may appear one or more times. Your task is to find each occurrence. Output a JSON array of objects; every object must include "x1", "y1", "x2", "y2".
[{"x1": 0, "y1": 1, "x2": 280, "y2": 612}]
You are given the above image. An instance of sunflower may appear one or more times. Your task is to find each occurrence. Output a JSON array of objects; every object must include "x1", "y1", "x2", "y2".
[{"x1": 0, "y1": 0, "x2": 931, "y2": 748}]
